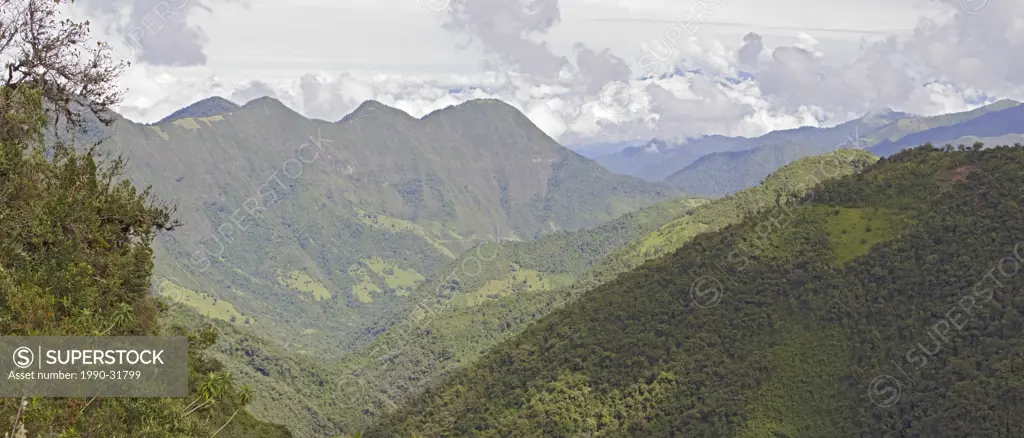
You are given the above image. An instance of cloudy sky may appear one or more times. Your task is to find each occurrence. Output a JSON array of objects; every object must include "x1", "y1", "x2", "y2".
[{"x1": 66, "y1": 0, "x2": 1024, "y2": 148}]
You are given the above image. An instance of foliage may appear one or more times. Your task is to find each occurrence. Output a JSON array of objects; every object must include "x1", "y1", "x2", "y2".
[
  {"x1": 309, "y1": 150, "x2": 873, "y2": 432},
  {"x1": 0, "y1": 0, "x2": 126, "y2": 127},
  {"x1": 160, "y1": 196, "x2": 704, "y2": 435},
  {"x1": 371, "y1": 144, "x2": 1024, "y2": 437},
  {"x1": 664, "y1": 142, "x2": 833, "y2": 196},
  {"x1": 0, "y1": 85, "x2": 289, "y2": 435}
]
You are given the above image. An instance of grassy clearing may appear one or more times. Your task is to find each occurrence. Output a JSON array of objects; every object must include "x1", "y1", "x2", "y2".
[
  {"x1": 453, "y1": 269, "x2": 564, "y2": 307},
  {"x1": 354, "y1": 207, "x2": 456, "y2": 258},
  {"x1": 277, "y1": 270, "x2": 332, "y2": 301},
  {"x1": 148, "y1": 126, "x2": 169, "y2": 140},
  {"x1": 158, "y1": 278, "x2": 246, "y2": 324},
  {"x1": 171, "y1": 117, "x2": 202, "y2": 130},
  {"x1": 363, "y1": 257, "x2": 424, "y2": 292},
  {"x1": 818, "y1": 206, "x2": 908, "y2": 265},
  {"x1": 348, "y1": 264, "x2": 381, "y2": 303},
  {"x1": 198, "y1": 115, "x2": 225, "y2": 126}
]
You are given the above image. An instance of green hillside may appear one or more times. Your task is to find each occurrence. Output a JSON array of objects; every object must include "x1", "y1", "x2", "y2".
[
  {"x1": 588, "y1": 149, "x2": 876, "y2": 281},
  {"x1": 156, "y1": 196, "x2": 704, "y2": 436},
  {"x1": 372, "y1": 144, "x2": 1024, "y2": 437},
  {"x1": 313, "y1": 149, "x2": 874, "y2": 433},
  {"x1": 325, "y1": 197, "x2": 705, "y2": 427},
  {"x1": 85, "y1": 95, "x2": 676, "y2": 361}
]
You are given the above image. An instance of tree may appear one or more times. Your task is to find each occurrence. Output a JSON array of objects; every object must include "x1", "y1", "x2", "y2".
[
  {"x1": 210, "y1": 385, "x2": 253, "y2": 437},
  {"x1": 0, "y1": 3, "x2": 283, "y2": 436},
  {"x1": 0, "y1": 0, "x2": 126, "y2": 132},
  {"x1": 101, "y1": 302, "x2": 133, "y2": 334},
  {"x1": 183, "y1": 371, "x2": 234, "y2": 416}
]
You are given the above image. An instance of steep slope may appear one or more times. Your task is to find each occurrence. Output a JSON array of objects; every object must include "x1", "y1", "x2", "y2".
[
  {"x1": 322, "y1": 150, "x2": 874, "y2": 433},
  {"x1": 596, "y1": 109, "x2": 905, "y2": 182},
  {"x1": 91, "y1": 97, "x2": 676, "y2": 361},
  {"x1": 373, "y1": 144, "x2": 1024, "y2": 437},
  {"x1": 164, "y1": 306, "x2": 351, "y2": 438},
  {"x1": 178, "y1": 196, "x2": 704, "y2": 436}
]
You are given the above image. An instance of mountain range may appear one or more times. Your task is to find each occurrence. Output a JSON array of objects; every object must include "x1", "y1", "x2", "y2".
[
  {"x1": 593, "y1": 99, "x2": 1024, "y2": 197},
  {"x1": 164, "y1": 148, "x2": 874, "y2": 436},
  {"x1": 372, "y1": 144, "x2": 1024, "y2": 437},
  {"x1": 15, "y1": 5, "x2": 1024, "y2": 437},
  {"x1": 58, "y1": 92, "x2": 1024, "y2": 437},
  {"x1": 83, "y1": 96, "x2": 677, "y2": 365}
]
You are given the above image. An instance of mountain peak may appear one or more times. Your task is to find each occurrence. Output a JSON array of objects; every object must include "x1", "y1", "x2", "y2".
[
  {"x1": 337, "y1": 100, "x2": 414, "y2": 123},
  {"x1": 156, "y1": 96, "x2": 239, "y2": 124},
  {"x1": 421, "y1": 99, "x2": 524, "y2": 121},
  {"x1": 234, "y1": 96, "x2": 307, "y2": 120}
]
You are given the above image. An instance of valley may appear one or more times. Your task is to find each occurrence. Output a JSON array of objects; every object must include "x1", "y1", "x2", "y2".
[{"x1": 4, "y1": 2, "x2": 1024, "y2": 435}]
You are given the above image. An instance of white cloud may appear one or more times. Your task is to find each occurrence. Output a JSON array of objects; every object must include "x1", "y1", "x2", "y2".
[{"x1": 74, "y1": 0, "x2": 1024, "y2": 149}]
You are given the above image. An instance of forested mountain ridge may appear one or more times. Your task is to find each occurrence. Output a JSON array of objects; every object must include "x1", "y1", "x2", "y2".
[
  {"x1": 156, "y1": 96, "x2": 241, "y2": 125},
  {"x1": 372, "y1": 143, "x2": 1024, "y2": 437},
  {"x1": 84, "y1": 95, "x2": 677, "y2": 363},
  {"x1": 164, "y1": 196, "x2": 707, "y2": 437},
  {"x1": 315, "y1": 150, "x2": 875, "y2": 433},
  {"x1": 162, "y1": 150, "x2": 872, "y2": 436}
]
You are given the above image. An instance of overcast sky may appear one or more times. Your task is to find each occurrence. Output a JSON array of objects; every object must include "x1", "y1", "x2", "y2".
[{"x1": 67, "y1": 0, "x2": 1024, "y2": 146}]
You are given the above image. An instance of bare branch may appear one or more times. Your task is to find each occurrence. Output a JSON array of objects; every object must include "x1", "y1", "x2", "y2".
[{"x1": 1, "y1": 0, "x2": 127, "y2": 132}]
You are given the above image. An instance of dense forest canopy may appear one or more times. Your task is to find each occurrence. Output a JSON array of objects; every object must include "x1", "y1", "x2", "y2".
[{"x1": 370, "y1": 144, "x2": 1024, "y2": 437}]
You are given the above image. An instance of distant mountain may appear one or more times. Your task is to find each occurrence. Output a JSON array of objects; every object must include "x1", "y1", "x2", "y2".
[
  {"x1": 566, "y1": 140, "x2": 640, "y2": 159},
  {"x1": 88, "y1": 97, "x2": 676, "y2": 364},
  {"x1": 155, "y1": 96, "x2": 240, "y2": 124},
  {"x1": 597, "y1": 109, "x2": 907, "y2": 182},
  {"x1": 374, "y1": 145, "x2": 1024, "y2": 437},
  {"x1": 655, "y1": 110, "x2": 906, "y2": 196},
  {"x1": 869, "y1": 100, "x2": 1024, "y2": 156},
  {"x1": 663, "y1": 142, "x2": 817, "y2": 196},
  {"x1": 595, "y1": 136, "x2": 734, "y2": 181},
  {"x1": 860, "y1": 99, "x2": 1019, "y2": 149},
  {"x1": 659, "y1": 101, "x2": 1023, "y2": 197}
]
